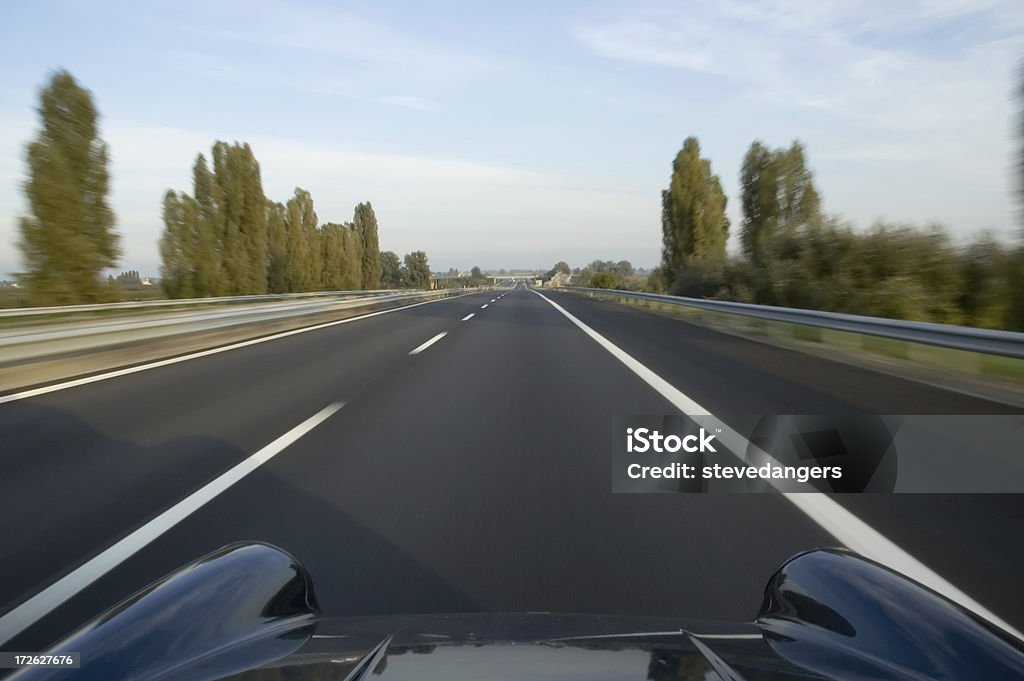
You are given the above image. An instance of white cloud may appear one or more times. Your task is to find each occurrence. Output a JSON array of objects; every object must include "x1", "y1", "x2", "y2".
[
  {"x1": 571, "y1": 21, "x2": 712, "y2": 71},
  {"x1": 162, "y1": 50, "x2": 445, "y2": 113},
  {"x1": 571, "y1": 0, "x2": 1023, "y2": 239},
  {"x1": 181, "y1": 0, "x2": 488, "y2": 86},
  {"x1": 572, "y1": 0, "x2": 1024, "y2": 133}
]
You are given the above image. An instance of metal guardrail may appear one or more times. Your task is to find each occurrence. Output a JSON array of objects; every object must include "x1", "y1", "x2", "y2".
[
  {"x1": 566, "y1": 287, "x2": 1024, "y2": 359},
  {"x1": 0, "y1": 288, "x2": 481, "y2": 365},
  {"x1": 0, "y1": 289, "x2": 405, "y2": 318}
]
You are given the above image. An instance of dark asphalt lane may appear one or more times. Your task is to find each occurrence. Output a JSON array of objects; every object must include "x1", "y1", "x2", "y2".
[
  {"x1": 0, "y1": 292, "x2": 489, "y2": 617},
  {"x1": 542, "y1": 289, "x2": 1024, "y2": 631},
  {"x1": 542, "y1": 289, "x2": 1019, "y2": 417},
  {"x1": 1, "y1": 286, "x2": 1020, "y2": 652}
]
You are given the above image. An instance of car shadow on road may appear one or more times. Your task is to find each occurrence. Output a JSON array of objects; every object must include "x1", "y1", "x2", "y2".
[{"x1": 1, "y1": 402, "x2": 481, "y2": 652}]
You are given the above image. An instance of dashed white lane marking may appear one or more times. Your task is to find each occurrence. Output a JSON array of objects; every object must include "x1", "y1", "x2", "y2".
[
  {"x1": 481, "y1": 304, "x2": 488, "y2": 309},
  {"x1": 531, "y1": 289, "x2": 1023, "y2": 642},
  {"x1": 409, "y1": 332, "x2": 448, "y2": 355},
  {"x1": 0, "y1": 294, "x2": 472, "y2": 405},
  {"x1": 462, "y1": 314, "x2": 475, "y2": 321},
  {"x1": 0, "y1": 402, "x2": 345, "y2": 645}
]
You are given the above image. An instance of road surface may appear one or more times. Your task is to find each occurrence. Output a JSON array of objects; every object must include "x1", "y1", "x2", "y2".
[{"x1": 1, "y1": 286, "x2": 1021, "y2": 651}]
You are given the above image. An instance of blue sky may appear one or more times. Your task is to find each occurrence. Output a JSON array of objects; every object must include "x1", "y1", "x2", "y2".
[{"x1": 1, "y1": 0, "x2": 1022, "y2": 277}]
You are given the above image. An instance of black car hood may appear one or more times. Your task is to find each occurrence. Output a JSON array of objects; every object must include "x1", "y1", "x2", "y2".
[
  {"x1": 10, "y1": 543, "x2": 1024, "y2": 681},
  {"x1": 228, "y1": 612, "x2": 781, "y2": 681}
]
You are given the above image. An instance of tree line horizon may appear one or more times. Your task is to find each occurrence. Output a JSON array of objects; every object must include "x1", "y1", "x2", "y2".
[
  {"x1": 14, "y1": 69, "x2": 1024, "y2": 331},
  {"x1": 646, "y1": 134, "x2": 1024, "y2": 331},
  {"x1": 15, "y1": 70, "x2": 435, "y2": 306}
]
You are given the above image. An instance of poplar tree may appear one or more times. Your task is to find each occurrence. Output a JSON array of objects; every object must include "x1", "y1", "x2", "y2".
[
  {"x1": 191, "y1": 153, "x2": 221, "y2": 296},
  {"x1": 159, "y1": 190, "x2": 193, "y2": 298},
  {"x1": 740, "y1": 140, "x2": 821, "y2": 265},
  {"x1": 285, "y1": 188, "x2": 318, "y2": 292},
  {"x1": 354, "y1": 202, "x2": 380, "y2": 288},
  {"x1": 660, "y1": 136, "x2": 729, "y2": 286},
  {"x1": 320, "y1": 222, "x2": 346, "y2": 290},
  {"x1": 266, "y1": 200, "x2": 288, "y2": 293},
  {"x1": 18, "y1": 70, "x2": 120, "y2": 304},
  {"x1": 342, "y1": 222, "x2": 363, "y2": 289},
  {"x1": 211, "y1": 142, "x2": 267, "y2": 294}
]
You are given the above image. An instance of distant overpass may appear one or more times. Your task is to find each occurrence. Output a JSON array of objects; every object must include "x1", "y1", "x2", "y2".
[{"x1": 430, "y1": 274, "x2": 537, "y2": 289}]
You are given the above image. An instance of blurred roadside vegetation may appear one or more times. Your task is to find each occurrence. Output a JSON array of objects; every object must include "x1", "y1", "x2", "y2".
[
  {"x1": 10, "y1": 70, "x2": 434, "y2": 309},
  {"x1": 657, "y1": 213, "x2": 1024, "y2": 330},
  {"x1": 653, "y1": 135, "x2": 1024, "y2": 331},
  {"x1": 567, "y1": 63, "x2": 1024, "y2": 331}
]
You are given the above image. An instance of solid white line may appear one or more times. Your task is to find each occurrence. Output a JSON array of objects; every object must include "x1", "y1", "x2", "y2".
[
  {"x1": 0, "y1": 401, "x2": 344, "y2": 645},
  {"x1": 530, "y1": 289, "x2": 1023, "y2": 642},
  {"x1": 481, "y1": 304, "x2": 488, "y2": 309},
  {"x1": 462, "y1": 314, "x2": 475, "y2": 321},
  {"x1": 409, "y1": 332, "x2": 447, "y2": 355},
  {"x1": 0, "y1": 294, "x2": 470, "y2": 405}
]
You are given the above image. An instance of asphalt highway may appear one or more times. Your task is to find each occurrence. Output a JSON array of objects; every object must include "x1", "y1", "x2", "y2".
[{"x1": 0, "y1": 285, "x2": 1020, "y2": 652}]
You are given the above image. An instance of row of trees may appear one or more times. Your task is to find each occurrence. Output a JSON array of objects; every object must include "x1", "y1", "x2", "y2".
[
  {"x1": 159, "y1": 142, "x2": 401, "y2": 298},
  {"x1": 14, "y1": 70, "x2": 432, "y2": 306},
  {"x1": 571, "y1": 260, "x2": 635, "y2": 289},
  {"x1": 657, "y1": 136, "x2": 1024, "y2": 330},
  {"x1": 537, "y1": 260, "x2": 639, "y2": 289},
  {"x1": 159, "y1": 144, "x2": 435, "y2": 297}
]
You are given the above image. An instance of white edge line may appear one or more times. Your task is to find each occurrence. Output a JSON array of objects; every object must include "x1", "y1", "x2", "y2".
[
  {"x1": 530, "y1": 289, "x2": 1024, "y2": 643},
  {"x1": 409, "y1": 332, "x2": 448, "y2": 355},
  {"x1": 0, "y1": 294, "x2": 470, "y2": 405},
  {"x1": 462, "y1": 314, "x2": 475, "y2": 321},
  {"x1": 0, "y1": 402, "x2": 344, "y2": 645}
]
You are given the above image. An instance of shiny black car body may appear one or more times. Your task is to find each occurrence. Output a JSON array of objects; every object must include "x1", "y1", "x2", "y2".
[{"x1": 10, "y1": 542, "x2": 1024, "y2": 680}]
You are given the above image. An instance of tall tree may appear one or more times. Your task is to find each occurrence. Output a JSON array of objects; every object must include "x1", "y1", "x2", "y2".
[
  {"x1": 18, "y1": 70, "x2": 120, "y2": 304},
  {"x1": 190, "y1": 153, "x2": 221, "y2": 296},
  {"x1": 354, "y1": 202, "x2": 380, "y2": 288},
  {"x1": 661, "y1": 137, "x2": 730, "y2": 287},
  {"x1": 380, "y1": 250, "x2": 402, "y2": 288},
  {"x1": 266, "y1": 200, "x2": 288, "y2": 293},
  {"x1": 320, "y1": 222, "x2": 345, "y2": 290},
  {"x1": 740, "y1": 140, "x2": 821, "y2": 266},
  {"x1": 341, "y1": 222, "x2": 363, "y2": 289},
  {"x1": 159, "y1": 190, "x2": 193, "y2": 298},
  {"x1": 210, "y1": 142, "x2": 267, "y2": 295},
  {"x1": 739, "y1": 141, "x2": 778, "y2": 266},
  {"x1": 1011, "y1": 58, "x2": 1024, "y2": 329},
  {"x1": 1019, "y1": 57, "x2": 1024, "y2": 234},
  {"x1": 284, "y1": 188, "x2": 318, "y2": 292},
  {"x1": 401, "y1": 251, "x2": 430, "y2": 288}
]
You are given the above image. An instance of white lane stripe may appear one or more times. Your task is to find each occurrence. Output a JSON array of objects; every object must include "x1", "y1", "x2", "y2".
[
  {"x1": 481, "y1": 304, "x2": 488, "y2": 309},
  {"x1": 0, "y1": 294, "x2": 471, "y2": 405},
  {"x1": 462, "y1": 314, "x2": 475, "y2": 321},
  {"x1": 0, "y1": 402, "x2": 344, "y2": 645},
  {"x1": 409, "y1": 332, "x2": 447, "y2": 355},
  {"x1": 531, "y1": 289, "x2": 1024, "y2": 642}
]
